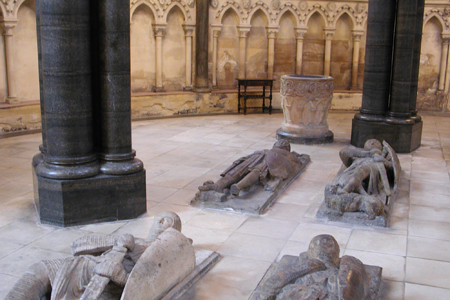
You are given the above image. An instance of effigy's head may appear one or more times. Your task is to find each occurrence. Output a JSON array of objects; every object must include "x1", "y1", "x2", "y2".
[
  {"x1": 146, "y1": 211, "x2": 182, "y2": 241},
  {"x1": 273, "y1": 139, "x2": 291, "y2": 152},
  {"x1": 363, "y1": 139, "x2": 382, "y2": 151},
  {"x1": 307, "y1": 234, "x2": 340, "y2": 268}
]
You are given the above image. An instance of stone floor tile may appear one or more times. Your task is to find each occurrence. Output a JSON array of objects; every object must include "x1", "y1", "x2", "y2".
[
  {"x1": 409, "y1": 192, "x2": 450, "y2": 209},
  {"x1": 409, "y1": 205, "x2": 450, "y2": 223},
  {"x1": 344, "y1": 249, "x2": 406, "y2": 282},
  {"x1": 185, "y1": 210, "x2": 248, "y2": 232},
  {"x1": 182, "y1": 225, "x2": 233, "y2": 251},
  {"x1": 192, "y1": 256, "x2": 271, "y2": 300},
  {"x1": 217, "y1": 232, "x2": 286, "y2": 262},
  {"x1": 263, "y1": 202, "x2": 310, "y2": 221},
  {"x1": 276, "y1": 240, "x2": 310, "y2": 261},
  {"x1": 146, "y1": 185, "x2": 178, "y2": 202},
  {"x1": 0, "y1": 219, "x2": 55, "y2": 245},
  {"x1": 162, "y1": 188, "x2": 196, "y2": 206},
  {"x1": 236, "y1": 216, "x2": 298, "y2": 240},
  {"x1": 407, "y1": 236, "x2": 450, "y2": 262},
  {"x1": 347, "y1": 230, "x2": 407, "y2": 256},
  {"x1": 0, "y1": 273, "x2": 21, "y2": 299},
  {"x1": 27, "y1": 228, "x2": 94, "y2": 255},
  {"x1": 148, "y1": 165, "x2": 210, "y2": 188},
  {"x1": 408, "y1": 219, "x2": 450, "y2": 241},
  {"x1": 404, "y1": 283, "x2": 450, "y2": 300},
  {"x1": 378, "y1": 280, "x2": 405, "y2": 300},
  {"x1": 289, "y1": 221, "x2": 352, "y2": 251},
  {"x1": 409, "y1": 181, "x2": 450, "y2": 196},
  {"x1": 405, "y1": 257, "x2": 450, "y2": 289},
  {"x1": 0, "y1": 246, "x2": 68, "y2": 277}
]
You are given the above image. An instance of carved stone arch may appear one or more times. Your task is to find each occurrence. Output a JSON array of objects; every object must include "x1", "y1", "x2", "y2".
[
  {"x1": 215, "y1": 4, "x2": 243, "y2": 25},
  {"x1": 423, "y1": 9, "x2": 448, "y2": 32},
  {"x1": 163, "y1": 0, "x2": 192, "y2": 23},
  {"x1": 246, "y1": 2, "x2": 273, "y2": 24},
  {"x1": 131, "y1": 0, "x2": 159, "y2": 23},
  {"x1": 304, "y1": 4, "x2": 329, "y2": 27},
  {"x1": 331, "y1": 6, "x2": 357, "y2": 29},
  {"x1": 275, "y1": 5, "x2": 299, "y2": 27}
]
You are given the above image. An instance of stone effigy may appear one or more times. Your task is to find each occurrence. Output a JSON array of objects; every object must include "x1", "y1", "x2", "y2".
[
  {"x1": 191, "y1": 139, "x2": 310, "y2": 215},
  {"x1": 5, "y1": 211, "x2": 219, "y2": 300},
  {"x1": 250, "y1": 234, "x2": 382, "y2": 300},
  {"x1": 316, "y1": 139, "x2": 401, "y2": 227}
]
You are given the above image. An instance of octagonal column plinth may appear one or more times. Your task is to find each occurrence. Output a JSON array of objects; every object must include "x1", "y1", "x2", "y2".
[{"x1": 277, "y1": 75, "x2": 334, "y2": 144}]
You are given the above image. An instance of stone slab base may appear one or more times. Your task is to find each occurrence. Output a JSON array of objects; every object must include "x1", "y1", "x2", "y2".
[
  {"x1": 249, "y1": 255, "x2": 382, "y2": 300},
  {"x1": 276, "y1": 128, "x2": 334, "y2": 145},
  {"x1": 161, "y1": 249, "x2": 221, "y2": 300},
  {"x1": 190, "y1": 158, "x2": 310, "y2": 215},
  {"x1": 315, "y1": 191, "x2": 398, "y2": 227},
  {"x1": 33, "y1": 169, "x2": 147, "y2": 227},
  {"x1": 351, "y1": 118, "x2": 422, "y2": 153}
]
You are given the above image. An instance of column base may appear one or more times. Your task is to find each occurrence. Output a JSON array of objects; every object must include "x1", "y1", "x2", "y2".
[
  {"x1": 351, "y1": 117, "x2": 422, "y2": 153},
  {"x1": 154, "y1": 86, "x2": 165, "y2": 92},
  {"x1": 276, "y1": 128, "x2": 334, "y2": 145},
  {"x1": 33, "y1": 167, "x2": 147, "y2": 227},
  {"x1": 5, "y1": 97, "x2": 19, "y2": 104}
]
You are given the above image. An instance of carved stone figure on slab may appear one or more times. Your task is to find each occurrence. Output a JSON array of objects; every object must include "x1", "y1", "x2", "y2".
[
  {"x1": 191, "y1": 140, "x2": 310, "y2": 215},
  {"x1": 317, "y1": 139, "x2": 401, "y2": 227},
  {"x1": 250, "y1": 234, "x2": 382, "y2": 300},
  {"x1": 5, "y1": 212, "x2": 196, "y2": 300}
]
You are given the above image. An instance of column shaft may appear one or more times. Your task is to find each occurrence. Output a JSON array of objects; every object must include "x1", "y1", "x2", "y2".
[
  {"x1": 238, "y1": 27, "x2": 250, "y2": 78},
  {"x1": 409, "y1": 0, "x2": 425, "y2": 118},
  {"x1": 267, "y1": 27, "x2": 278, "y2": 79},
  {"x1": 184, "y1": 25, "x2": 194, "y2": 90},
  {"x1": 154, "y1": 26, "x2": 165, "y2": 92},
  {"x1": 194, "y1": 0, "x2": 210, "y2": 92},
  {"x1": 388, "y1": 0, "x2": 418, "y2": 123},
  {"x1": 295, "y1": 29, "x2": 306, "y2": 75},
  {"x1": 2, "y1": 22, "x2": 18, "y2": 103},
  {"x1": 358, "y1": 0, "x2": 396, "y2": 120},
  {"x1": 96, "y1": 0, "x2": 143, "y2": 175},
  {"x1": 439, "y1": 39, "x2": 449, "y2": 91},
  {"x1": 35, "y1": 0, "x2": 99, "y2": 179},
  {"x1": 323, "y1": 30, "x2": 334, "y2": 77},
  {"x1": 351, "y1": 32, "x2": 362, "y2": 90},
  {"x1": 212, "y1": 27, "x2": 221, "y2": 87}
]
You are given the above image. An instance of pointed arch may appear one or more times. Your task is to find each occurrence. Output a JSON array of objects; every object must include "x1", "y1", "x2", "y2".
[
  {"x1": 164, "y1": 2, "x2": 187, "y2": 24},
  {"x1": 332, "y1": 8, "x2": 356, "y2": 29},
  {"x1": 131, "y1": 0, "x2": 159, "y2": 22},
  {"x1": 423, "y1": 9, "x2": 447, "y2": 32},
  {"x1": 215, "y1": 4, "x2": 244, "y2": 25},
  {"x1": 275, "y1": 7, "x2": 299, "y2": 27},
  {"x1": 304, "y1": 5, "x2": 328, "y2": 27},
  {"x1": 247, "y1": 4, "x2": 272, "y2": 25}
]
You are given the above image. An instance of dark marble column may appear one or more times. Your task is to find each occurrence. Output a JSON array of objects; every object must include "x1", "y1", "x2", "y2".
[
  {"x1": 355, "y1": 0, "x2": 396, "y2": 122},
  {"x1": 350, "y1": 0, "x2": 423, "y2": 153},
  {"x1": 193, "y1": 0, "x2": 210, "y2": 92},
  {"x1": 95, "y1": 0, "x2": 143, "y2": 175},
  {"x1": 386, "y1": 0, "x2": 417, "y2": 124},
  {"x1": 34, "y1": 1, "x2": 100, "y2": 179},
  {"x1": 409, "y1": 0, "x2": 425, "y2": 122},
  {"x1": 33, "y1": 0, "x2": 146, "y2": 226}
]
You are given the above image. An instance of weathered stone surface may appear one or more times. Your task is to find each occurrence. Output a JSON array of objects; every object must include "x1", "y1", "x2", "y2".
[
  {"x1": 277, "y1": 75, "x2": 334, "y2": 144},
  {"x1": 191, "y1": 140, "x2": 310, "y2": 215},
  {"x1": 250, "y1": 234, "x2": 382, "y2": 300},
  {"x1": 5, "y1": 212, "x2": 219, "y2": 300},
  {"x1": 316, "y1": 139, "x2": 401, "y2": 227}
]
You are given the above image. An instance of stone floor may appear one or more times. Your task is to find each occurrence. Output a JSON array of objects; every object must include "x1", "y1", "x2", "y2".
[{"x1": 1, "y1": 111, "x2": 450, "y2": 299}]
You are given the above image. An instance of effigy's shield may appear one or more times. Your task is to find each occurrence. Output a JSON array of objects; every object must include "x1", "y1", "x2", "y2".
[
  {"x1": 382, "y1": 140, "x2": 401, "y2": 190},
  {"x1": 121, "y1": 228, "x2": 195, "y2": 300}
]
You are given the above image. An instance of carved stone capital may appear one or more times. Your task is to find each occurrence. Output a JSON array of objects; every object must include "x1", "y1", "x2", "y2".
[
  {"x1": 183, "y1": 24, "x2": 195, "y2": 37},
  {"x1": 211, "y1": 24, "x2": 222, "y2": 38},
  {"x1": 238, "y1": 25, "x2": 251, "y2": 38},
  {"x1": 267, "y1": 26, "x2": 279, "y2": 39},
  {"x1": 295, "y1": 27, "x2": 308, "y2": 39},
  {"x1": 351, "y1": 30, "x2": 364, "y2": 41},
  {"x1": 1, "y1": 20, "x2": 17, "y2": 36},
  {"x1": 324, "y1": 29, "x2": 335, "y2": 40},
  {"x1": 153, "y1": 24, "x2": 166, "y2": 37}
]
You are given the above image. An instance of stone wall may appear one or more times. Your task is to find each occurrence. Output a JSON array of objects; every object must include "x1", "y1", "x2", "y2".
[{"x1": 1, "y1": 0, "x2": 450, "y2": 135}]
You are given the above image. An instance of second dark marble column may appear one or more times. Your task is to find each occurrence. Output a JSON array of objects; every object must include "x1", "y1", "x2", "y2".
[
  {"x1": 356, "y1": 0, "x2": 396, "y2": 122},
  {"x1": 95, "y1": 0, "x2": 143, "y2": 175},
  {"x1": 386, "y1": 0, "x2": 417, "y2": 124}
]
